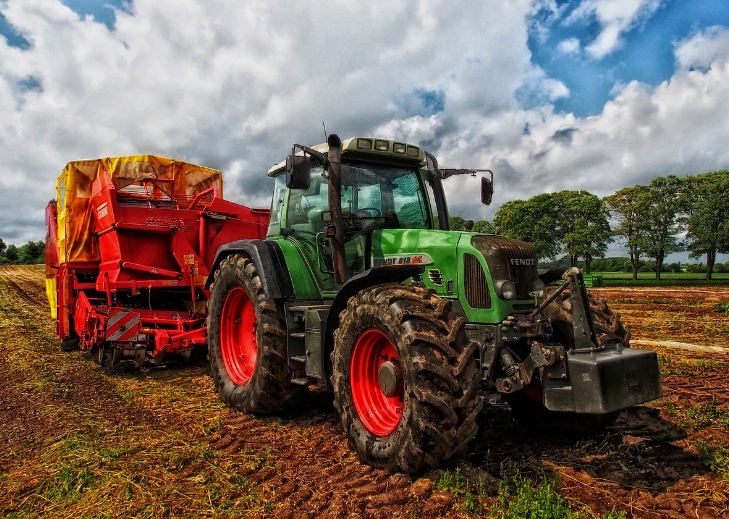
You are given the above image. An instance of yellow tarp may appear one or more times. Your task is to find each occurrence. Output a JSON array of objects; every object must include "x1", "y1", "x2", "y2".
[{"x1": 55, "y1": 155, "x2": 223, "y2": 263}]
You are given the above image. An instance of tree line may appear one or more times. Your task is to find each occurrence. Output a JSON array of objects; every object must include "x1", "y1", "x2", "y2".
[
  {"x1": 0, "y1": 239, "x2": 45, "y2": 265},
  {"x1": 451, "y1": 170, "x2": 729, "y2": 280},
  {"x1": 4, "y1": 170, "x2": 728, "y2": 278}
]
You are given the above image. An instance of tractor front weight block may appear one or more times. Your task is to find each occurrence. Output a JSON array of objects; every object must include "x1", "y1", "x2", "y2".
[{"x1": 542, "y1": 346, "x2": 663, "y2": 414}]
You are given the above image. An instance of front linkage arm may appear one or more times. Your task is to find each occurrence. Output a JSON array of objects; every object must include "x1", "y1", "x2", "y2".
[{"x1": 496, "y1": 267, "x2": 601, "y2": 394}]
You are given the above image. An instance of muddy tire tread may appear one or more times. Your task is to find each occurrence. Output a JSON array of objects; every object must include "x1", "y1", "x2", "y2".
[
  {"x1": 332, "y1": 284, "x2": 482, "y2": 474},
  {"x1": 207, "y1": 254, "x2": 304, "y2": 414}
]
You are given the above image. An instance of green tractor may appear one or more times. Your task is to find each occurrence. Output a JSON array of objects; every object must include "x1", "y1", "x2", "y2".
[{"x1": 206, "y1": 135, "x2": 662, "y2": 474}]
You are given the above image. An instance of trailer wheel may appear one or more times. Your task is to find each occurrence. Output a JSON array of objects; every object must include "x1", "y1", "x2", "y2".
[
  {"x1": 60, "y1": 335, "x2": 80, "y2": 352},
  {"x1": 207, "y1": 254, "x2": 305, "y2": 413},
  {"x1": 332, "y1": 284, "x2": 482, "y2": 474},
  {"x1": 506, "y1": 289, "x2": 627, "y2": 434}
]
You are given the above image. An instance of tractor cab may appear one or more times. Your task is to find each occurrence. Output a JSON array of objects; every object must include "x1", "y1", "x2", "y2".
[{"x1": 265, "y1": 137, "x2": 453, "y2": 295}]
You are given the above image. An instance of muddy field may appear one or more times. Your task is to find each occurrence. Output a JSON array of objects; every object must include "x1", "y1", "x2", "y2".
[{"x1": 1, "y1": 265, "x2": 729, "y2": 518}]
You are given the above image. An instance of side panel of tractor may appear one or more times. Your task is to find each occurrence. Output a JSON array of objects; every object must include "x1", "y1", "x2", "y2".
[{"x1": 46, "y1": 155, "x2": 268, "y2": 365}]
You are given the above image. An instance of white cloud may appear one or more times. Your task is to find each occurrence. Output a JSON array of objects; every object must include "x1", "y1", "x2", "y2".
[
  {"x1": 0, "y1": 0, "x2": 728, "y2": 258},
  {"x1": 675, "y1": 25, "x2": 729, "y2": 71},
  {"x1": 0, "y1": 0, "x2": 536, "y2": 242},
  {"x1": 400, "y1": 25, "x2": 729, "y2": 225},
  {"x1": 557, "y1": 37, "x2": 581, "y2": 55},
  {"x1": 567, "y1": 0, "x2": 663, "y2": 59}
]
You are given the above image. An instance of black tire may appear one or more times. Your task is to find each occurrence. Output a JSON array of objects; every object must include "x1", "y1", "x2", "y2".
[
  {"x1": 60, "y1": 335, "x2": 80, "y2": 352},
  {"x1": 506, "y1": 286, "x2": 627, "y2": 434},
  {"x1": 207, "y1": 254, "x2": 305, "y2": 413},
  {"x1": 332, "y1": 284, "x2": 482, "y2": 474}
]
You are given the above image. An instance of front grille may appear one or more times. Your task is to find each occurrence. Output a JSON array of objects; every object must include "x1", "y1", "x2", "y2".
[
  {"x1": 428, "y1": 269, "x2": 444, "y2": 286},
  {"x1": 464, "y1": 253, "x2": 491, "y2": 309},
  {"x1": 471, "y1": 235, "x2": 538, "y2": 300}
]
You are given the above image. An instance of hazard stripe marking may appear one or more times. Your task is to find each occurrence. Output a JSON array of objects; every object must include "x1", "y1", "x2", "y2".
[{"x1": 107, "y1": 311, "x2": 140, "y2": 341}]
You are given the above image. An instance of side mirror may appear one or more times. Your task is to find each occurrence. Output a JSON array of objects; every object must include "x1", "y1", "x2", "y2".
[
  {"x1": 481, "y1": 176, "x2": 494, "y2": 205},
  {"x1": 286, "y1": 155, "x2": 311, "y2": 189}
]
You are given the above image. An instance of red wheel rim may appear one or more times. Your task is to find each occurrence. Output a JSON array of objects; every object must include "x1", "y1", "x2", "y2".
[
  {"x1": 350, "y1": 328, "x2": 404, "y2": 436},
  {"x1": 219, "y1": 287, "x2": 257, "y2": 385}
]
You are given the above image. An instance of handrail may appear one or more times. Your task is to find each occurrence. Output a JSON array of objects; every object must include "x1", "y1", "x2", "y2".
[{"x1": 186, "y1": 187, "x2": 219, "y2": 210}]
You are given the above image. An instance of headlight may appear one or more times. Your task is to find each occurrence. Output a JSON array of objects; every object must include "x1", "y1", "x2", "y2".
[
  {"x1": 501, "y1": 281, "x2": 516, "y2": 300},
  {"x1": 533, "y1": 280, "x2": 546, "y2": 298}
]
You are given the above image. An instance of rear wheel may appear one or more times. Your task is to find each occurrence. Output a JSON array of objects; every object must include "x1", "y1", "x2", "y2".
[
  {"x1": 207, "y1": 255, "x2": 305, "y2": 413},
  {"x1": 333, "y1": 284, "x2": 481, "y2": 474},
  {"x1": 506, "y1": 287, "x2": 627, "y2": 434}
]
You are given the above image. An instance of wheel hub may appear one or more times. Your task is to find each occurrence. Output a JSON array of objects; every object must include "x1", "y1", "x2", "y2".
[
  {"x1": 350, "y1": 328, "x2": 404, "y2": 436},
  {"x1": 377, "y1": 361, "x2": 402, "y2": 397}
]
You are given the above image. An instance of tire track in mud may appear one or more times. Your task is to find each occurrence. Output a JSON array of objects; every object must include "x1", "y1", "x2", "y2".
[
  {"x1": 202, "y1": 397, "x2": 465, "y2": 518},
  {"x1": 5, "y1": 268, "x2": 729, "y2": 518},
  {"x1": 0, "y1": 266, "x2": 54, "y2": 334},
  {"x1": 0, "y1": 267, "x2": 154, "y2": 474},
  {"x1": 0, "y1": 265, "x2": 48, "y2": 297}
]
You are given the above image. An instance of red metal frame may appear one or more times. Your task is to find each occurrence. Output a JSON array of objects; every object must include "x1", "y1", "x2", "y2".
[{"x1": 47, "y1": 169, "x2": 269, "y2": 364}]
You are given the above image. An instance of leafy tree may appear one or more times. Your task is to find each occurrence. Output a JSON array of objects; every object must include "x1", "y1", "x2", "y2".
[
  {"x1": 590, "y1": 257, "x2": 633, "y2": 272},
  {"x1": 494, "y1": 191, "x2": 611, "y2": 270},
  {"x1": 554, "y1": 191, "x2": 612, "y2": 273},
  {"x1": 682, "y1": 170, "x2": 729, "y2": 280},
  {"x1": 448, "y1": 216, "x2": 495, "y2": 234},
  {"x1": 494, "y1": 194, "x2": 561, "y2": 260},
  {"x1": 604, "y1": 185, "x2": 651, "y2": 280},
  {"x1": 642, "y1": 175, "x2": 685, "y2": 280},
  {"x1": 449, "y1": 215, "x2": 467, "y2": 231},
  {"x1": 0, "y1": 238, "x2": 6, "y2": 256},
  {"x1": 18, "y1": 241, "x2": 45, "y2": 264},
  {"x1": 472, "y1": 219, "x2": 495, "y2": 234},
  {"x1": 4, "y1": 244, "x2": 18, "y2": 263},
  {"x1": 715, "y1": 261, "x2": 729, "y2": 274}
]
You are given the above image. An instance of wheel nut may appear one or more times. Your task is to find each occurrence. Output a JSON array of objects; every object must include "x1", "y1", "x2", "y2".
[{"x1": 377, "y1": 361, "x2": 402, "y2": 398}]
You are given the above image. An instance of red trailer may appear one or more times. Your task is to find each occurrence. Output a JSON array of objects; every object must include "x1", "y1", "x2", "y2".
[{"x1": 45, "y1": 155, "x2": 268, "y2": 367}]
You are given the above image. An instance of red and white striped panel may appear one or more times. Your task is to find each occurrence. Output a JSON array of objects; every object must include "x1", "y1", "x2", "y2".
[{"x1": 105, "y1": 309, "x2": 140, "y2": 342}]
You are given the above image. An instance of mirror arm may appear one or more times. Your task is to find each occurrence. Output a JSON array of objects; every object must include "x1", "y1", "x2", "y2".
[
  {"x1": 292, "y1": 144, "x2": 327, "y2": 167},
  {"x1": 441, "y1": 168, "x2": 493, "y2": 179}
]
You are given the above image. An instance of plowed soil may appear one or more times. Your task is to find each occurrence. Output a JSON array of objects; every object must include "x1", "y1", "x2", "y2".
[{"x1": 2, "y1": 266, "x2": 729, "y2": 518}]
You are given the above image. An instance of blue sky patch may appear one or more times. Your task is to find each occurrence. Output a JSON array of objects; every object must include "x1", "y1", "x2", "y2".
[
  {"x1": 528, "y1": 0, "x2": 729, "y2": 117},
  {"x1": 0, "y1": 11, "x2": 29, "y2": 48},
  {"x1": 61, "y1": 0, "x2": 130, "y2": 30},
  {"x1": 395, "y1": 87, "x2": 446, "y2": 118},
  {"x1": 0, "y1": 0, "x2": 130, "y2": 47}
]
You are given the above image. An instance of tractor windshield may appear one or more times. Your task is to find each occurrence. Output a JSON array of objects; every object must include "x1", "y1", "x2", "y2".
[{"x1": 279, "y1": 164, "x2": 435, "y2": 235}]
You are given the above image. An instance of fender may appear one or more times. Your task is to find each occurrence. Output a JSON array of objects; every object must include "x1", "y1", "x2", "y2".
[
  {"x1": 322, "y1": 264, "x2": 425, "y2": 384},
  {"x1": 206, "y1": 239, "x2": 294, "y2": 300}
]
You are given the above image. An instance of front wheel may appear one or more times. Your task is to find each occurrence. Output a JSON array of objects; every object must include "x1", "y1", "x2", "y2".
[
  {"x1": 332, "y1": 284, "x2": 482, "y2": 474},
  {"x1": 207, "y1": 254, "x2": 305, "y2": 413}
]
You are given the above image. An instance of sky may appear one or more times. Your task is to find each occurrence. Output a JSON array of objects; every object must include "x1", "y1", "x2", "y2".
[{"x1": 1, "y1": 0, "x2": 729, "y2": 262}]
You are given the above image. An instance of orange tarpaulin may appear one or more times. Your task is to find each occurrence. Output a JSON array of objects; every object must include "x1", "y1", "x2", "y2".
[{"x1": 55, "y1": 155, "x2": 223, "y2": 263}]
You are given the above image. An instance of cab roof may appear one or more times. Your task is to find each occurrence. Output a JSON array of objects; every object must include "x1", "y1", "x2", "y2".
[{"x1": 267, "y1": 137, "x2": 425, "y2": 176}]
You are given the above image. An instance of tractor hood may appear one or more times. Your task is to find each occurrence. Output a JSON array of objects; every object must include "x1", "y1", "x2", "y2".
[{"x1": 370, "y1": 229, "x2": 540, "y2": 322}]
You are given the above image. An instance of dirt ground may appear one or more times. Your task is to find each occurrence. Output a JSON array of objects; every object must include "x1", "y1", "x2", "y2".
[{"x1": 2, "y1": 266, "x2": 729, "y2": 518}]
